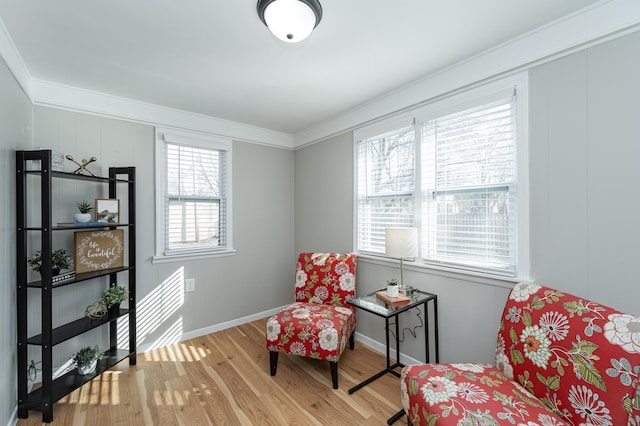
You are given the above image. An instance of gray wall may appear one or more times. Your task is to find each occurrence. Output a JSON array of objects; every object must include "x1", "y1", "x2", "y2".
[
  {"x1": 1, "y1": 103, "x2": 294, "y2": 425},
  {"x1": 530, "y1": 31, "x2": 640, "y2": 314},
  {"x1": 294, "y1": 132, "x2": 354, "y2": 253},
  {"x1": 294, "y1": 30, "x2": 640, "y2": 365},
  {"x1": 30, "y1": 106, "x2": 295, "y2": 356},
  {"x1": 0, "y1": 58, "x2": 32, "y2": 425}
]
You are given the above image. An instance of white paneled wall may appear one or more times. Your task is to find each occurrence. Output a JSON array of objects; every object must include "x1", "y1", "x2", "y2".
[
  {"x1": 30, "y1": 105, "x2": 296, "y2": 357},
  {"x1": 0, "y1": 58, "x2": 33, "y2": 426},
  {"x1": 28, "y1": 108, "x2": 148, "y2": 370},
  {"x1": 530, "y1": 31, "x2": 640, "y2": 314}
]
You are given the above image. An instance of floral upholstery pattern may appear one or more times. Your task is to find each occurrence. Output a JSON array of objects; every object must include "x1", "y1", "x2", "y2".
[
  {"x1": 266, "y1": 253, "x2": 357, "y2": 388},
  {"x1": 401, "y1": 283, "x2": 640, "y2": 425}
]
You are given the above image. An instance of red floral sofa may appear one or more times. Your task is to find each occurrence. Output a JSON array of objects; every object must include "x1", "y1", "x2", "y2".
[
  {"x1": 401, "y1": 283, "x2": 640, "y2": 425},
  {"x1": 266, "y1": 252, "x2": 357, "y2": 389}
]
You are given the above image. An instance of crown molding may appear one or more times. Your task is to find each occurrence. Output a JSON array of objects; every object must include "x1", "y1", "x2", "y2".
[
  {"x1": 3, "y1": 1, "x2": 639, "y2": 150},
  {"x1": 293, "y1": 0, "x2": 640, "y2": 148},
  {"x1": 29, "y1": 79, "x2": 294, "y2": 149},
  {"x1": 0, "y1": 15, "x2": 32, "y2": 100},
  {"x1": 0, "y1": 15, "x2": 293, "y2": 149}
]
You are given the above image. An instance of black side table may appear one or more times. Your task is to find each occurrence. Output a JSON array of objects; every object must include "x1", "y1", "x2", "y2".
[{"x1": 347, "y1": 289, "x2": 439, "y2": 424}]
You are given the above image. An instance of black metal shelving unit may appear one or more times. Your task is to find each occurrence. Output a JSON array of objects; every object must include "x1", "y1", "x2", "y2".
[{"x1": 16, "y1": 150, "x2": 136, "y2": 423}]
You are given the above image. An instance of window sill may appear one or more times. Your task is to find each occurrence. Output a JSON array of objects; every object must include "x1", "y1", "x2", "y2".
[
  {"x1": 152, "y1": 249, "x2": 237, "y2": 264},
  {"x1": 357, "y1": 253, "x2": 523, "y2": 290}
]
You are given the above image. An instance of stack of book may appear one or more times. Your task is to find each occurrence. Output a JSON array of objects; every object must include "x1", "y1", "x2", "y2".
[
  {"x1": 56, "y1": 222, "x2": 114, "y2": 228},
  {"x1": 375, "y1": 290, "x2": 411, "y2": 307},
  {"x1": 52, "y1": 271, "x2": 76, "y2": 283}
]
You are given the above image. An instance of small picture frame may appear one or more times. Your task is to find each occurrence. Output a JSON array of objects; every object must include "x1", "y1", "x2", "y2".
[{"x1": 95, "y1": 198, "x2": 120, "y2": 224}]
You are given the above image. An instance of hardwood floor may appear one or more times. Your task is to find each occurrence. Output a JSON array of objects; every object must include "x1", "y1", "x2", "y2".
[{"x1": 18, "y1": 317, "x2": 405, "y2": 425}]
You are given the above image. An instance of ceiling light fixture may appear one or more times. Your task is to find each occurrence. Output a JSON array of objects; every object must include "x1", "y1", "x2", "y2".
[{"x1": 257, "y1": 0, "x2": 322, "y2": 43}]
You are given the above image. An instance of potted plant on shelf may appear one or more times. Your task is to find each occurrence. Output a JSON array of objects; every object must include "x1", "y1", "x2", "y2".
[
  {"x1": 100, "y1": 285, "x2": 128, "y2": 315},
  {"x1": 386, "y1": 278, "x2": 399, "y2": 298},
  {"x1": 73, "y1": 345, "x2": 104, "y2": 375},
  {"x1": 27, "y1": 249, "x2": 73, "y2": 277},
  {"x1": 74, "y1": 200, "x2": 93, "y2": 223}
]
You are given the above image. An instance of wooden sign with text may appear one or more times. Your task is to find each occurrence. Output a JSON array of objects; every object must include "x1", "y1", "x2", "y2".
[{"x1": 74, "y1": 230, "x2": 124, "y2": 273}]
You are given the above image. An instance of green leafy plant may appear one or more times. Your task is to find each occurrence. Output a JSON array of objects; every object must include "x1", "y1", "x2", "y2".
[
  {"x1": 100, "y1": 285, "x2": 127, "y2": 308},
  {"x1": 73, "y1": 345, "x2": 103, "y2": 367},
  {"x1": 386, "y1": 278, "x2": 398, "y2": 286},
  {"x1": 27, "y1": 249, "x2": 73, "y2": 273},
  {"x1": 77, "y1": 200, "x2": 93, "y2": 214}
]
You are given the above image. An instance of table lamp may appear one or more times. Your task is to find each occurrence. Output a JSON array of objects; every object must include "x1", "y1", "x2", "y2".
[{"x1": 385, "y1": 227, "x2": 418, "y2": 294}]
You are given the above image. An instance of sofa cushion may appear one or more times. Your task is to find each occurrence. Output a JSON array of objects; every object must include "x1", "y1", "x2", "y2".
[
  {"x1": 401, "y1": 363, "x2": 568, "y2": 425},
  {"x1": 266, "y1": 301, "x2": 356, "y2": 361},
  {"x1": 400, "y1": 284, "x2": 640, "y2": 425},
  {"x1": 294, "y1": 252, "x2": 357, "y2": 307},
  {"x1": 497, "y1": 284, "x2": 640, "y2": 425}
]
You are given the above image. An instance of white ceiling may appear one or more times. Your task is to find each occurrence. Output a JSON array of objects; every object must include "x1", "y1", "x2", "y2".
[{"x1": 0, "y1": 0, "x2": 604, "y2": 135}]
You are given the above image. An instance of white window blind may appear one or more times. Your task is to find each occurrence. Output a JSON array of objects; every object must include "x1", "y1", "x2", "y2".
[
  {"x1": 357, "y1": 125, "x2": 415, "y2": 253},
  {"x1": 354, "y1": 75, "x2": 528, "y2": 278},
  {"x1": 165, "y1": 142, "x2": 227, "y2": 254},
  {"x1": 421, "y1": 97, "x2": 516, "y2": 273}
]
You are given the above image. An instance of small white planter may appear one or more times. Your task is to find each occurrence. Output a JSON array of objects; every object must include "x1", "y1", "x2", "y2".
[
  {"x1": 387, "y1": 285, "x2": 399, "y2": 298},
  {"x1": 74, "y1": 213, "x2": 92, "y2": 223},
  {"x1": 78, "y1": 360, "x2": 97, "y2": 376}
]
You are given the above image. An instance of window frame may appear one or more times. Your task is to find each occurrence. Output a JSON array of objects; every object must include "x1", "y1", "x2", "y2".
[
  {"x1": 153, "y1": 127, "x2": 235, "y2": 263},
  {"x1": 354, "y1": 74, "x2": 529, "y2": 280},
  {"x1": 356, "y1": 121, "x2": 417, "y2": 253}
]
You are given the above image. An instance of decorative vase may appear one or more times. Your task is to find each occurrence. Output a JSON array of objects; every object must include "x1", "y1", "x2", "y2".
[
  {"x1": 74, "y1": 213, "x2": 92, "y2": 223},
  {"x1": 387, "y1": 285, "x2": 399, "y2": 298},
  {"x1": 40, "y1": 269, "x2": 60, "y2": 278},
  {"x1": 78, "y1": 360, "x2": 97, "y2": 376},
  {"x1": 109, "y1": 304, "x2": 119, "y2": 317}
]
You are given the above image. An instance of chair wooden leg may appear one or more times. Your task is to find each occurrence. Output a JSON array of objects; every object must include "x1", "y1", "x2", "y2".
[
  {"x1": 269, "y1": 351, "x2": 279, "y2": 376},
  {"x1": 349, "y1": 332, "x2": 355, "y2": 350},
  {"x1": 329, "y1": 361, "x2": 338, "y2": 389}
]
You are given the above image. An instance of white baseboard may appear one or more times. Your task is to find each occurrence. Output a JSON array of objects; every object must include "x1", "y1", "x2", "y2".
[
  {"x1": 7, "y1": 406, "x2": 17, "y2": 426},
  {"x1": 136, "y1": 305, "x2": 286, "y2": 354},
  {"x1": 157, "y1": 306, "x2": 424, "y2": 367},
  {"x1": 353, "y1": 331, "x2": 423, "y2": 366},
  {"x1": 134, "y1": 305, "x2": 425, "y2": 366}
]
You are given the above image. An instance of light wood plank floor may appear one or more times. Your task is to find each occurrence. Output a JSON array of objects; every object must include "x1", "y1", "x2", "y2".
[{"x1": 18, "y1": 317, "x2": 405, "y2": 425}]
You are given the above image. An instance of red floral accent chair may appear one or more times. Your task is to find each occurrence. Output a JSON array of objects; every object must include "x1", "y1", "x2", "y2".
[
  {"x1": 401, "y1": 284, "x2": 640, "y2": 425},
  {"x1": 266, "y1": 253, "x2": 357, "y2": 389}
]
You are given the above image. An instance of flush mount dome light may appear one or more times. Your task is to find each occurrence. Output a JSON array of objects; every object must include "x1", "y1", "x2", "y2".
[{"x1": 257, "y1": 0, "x2": 322, "y2": 43}]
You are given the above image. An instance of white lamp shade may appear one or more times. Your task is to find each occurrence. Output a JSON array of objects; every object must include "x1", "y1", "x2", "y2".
[
  {"x1": 263, "y1": 0, "x2": 317, "y2": 43},
  {"x1": 385, "y1": 228, "x2": 418, "y2": 259}
]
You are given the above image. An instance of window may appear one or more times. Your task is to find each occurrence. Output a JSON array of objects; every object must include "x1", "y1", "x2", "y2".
[
  {"x1": 357, "y1": 124, "x2": 415, "y2": 253},
  {"x1": 355, "y1": 77, "x2": 528, "y2": 277},
  {"x1": 155, "y1": 128, "x2": 232, "y2": 260},
  {"x1": 422, "y1": 98, "x2": 516, "y2": 273}
]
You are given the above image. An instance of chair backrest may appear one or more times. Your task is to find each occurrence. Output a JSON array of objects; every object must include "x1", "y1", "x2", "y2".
[
  {"x1": 294, "y1": 252, "x2": 357, "y2": 308},
  {"x1": 495, "y1": 283, "x2": 640, "y2": 425}
]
